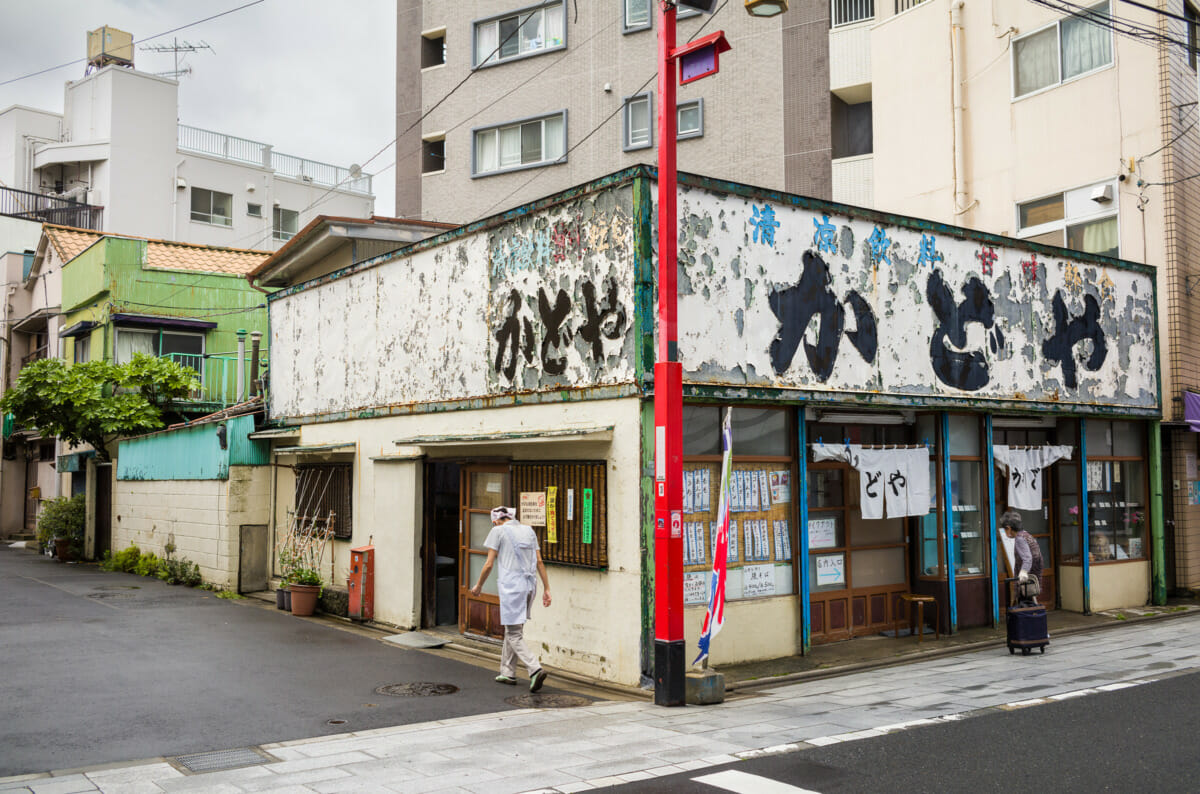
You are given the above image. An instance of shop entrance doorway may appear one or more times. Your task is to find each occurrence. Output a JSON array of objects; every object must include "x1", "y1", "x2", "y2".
[
  {"x1": 458, "y1": 465, "x2": 508, "y2": 640},
  {"x1": 422, "y1": 462, "x2": 461, "y2": 629},
  {"x1": 992, "y1": 428, "x2": 1061, "y2": 610}
]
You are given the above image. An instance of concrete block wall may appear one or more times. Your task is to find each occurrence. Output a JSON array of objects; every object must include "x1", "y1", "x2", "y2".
[{"x1": 111, "y1": 478, "x2": 234, "y2": 588}]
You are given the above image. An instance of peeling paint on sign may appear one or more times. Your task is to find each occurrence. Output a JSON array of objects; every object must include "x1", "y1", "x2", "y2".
[
  {"x1": 270, "y1": 186, "x2": 638, "y2": 417},
  {"x1": 675, "y1": 184, "x2": 1158, "y2": 409}
]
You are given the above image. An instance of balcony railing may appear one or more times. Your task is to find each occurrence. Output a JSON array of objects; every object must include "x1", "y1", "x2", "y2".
[
  {"x1": 177, "y1": 125, "x2": 372, "y2": 194},
  {"x1": 832, "y1": 0, "x2": 874, "y2": 26},
  {"x1": 20, "y1": 344, "x2": 48, "y2": 367},
  {"x1": 164, "y1": 352, "x2": 267, "y2": 409},
  {"x1": 0, "y1": 186, "x2": 103, "y2": 230}
]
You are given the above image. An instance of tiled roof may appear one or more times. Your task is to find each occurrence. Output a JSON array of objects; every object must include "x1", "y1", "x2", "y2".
[{"x1": 42, "y1": 225, "x2": 270, "y2": 275}]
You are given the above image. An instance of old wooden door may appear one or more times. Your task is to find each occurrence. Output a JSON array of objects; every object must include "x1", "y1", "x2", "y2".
[{"x1": 458, "y1": 465, "x2": 508, "y2": 639}]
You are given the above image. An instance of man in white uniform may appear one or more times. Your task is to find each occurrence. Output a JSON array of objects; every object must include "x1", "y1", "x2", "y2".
[{"x1": 469, "y1": 506, "x2": 553, "y2": 691}]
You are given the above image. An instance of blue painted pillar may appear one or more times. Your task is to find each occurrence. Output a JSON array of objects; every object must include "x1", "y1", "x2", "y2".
[
  {"x1": 985, "y1": 414, "x2": 999, "y2": 627},
  {"x1": 942, "y1": 412, "x2": 958, "y2": 633},
  {"x1": 797, "y1": 411, "x2": 811, "y2": 655},
  {"x1": 1080, "y1": 418, "x2": 1091, "y2": 615}
]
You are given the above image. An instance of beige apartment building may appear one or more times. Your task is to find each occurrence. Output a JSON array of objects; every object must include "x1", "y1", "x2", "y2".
[{"x1": 395, "y1": 0, "x2": 1199, "y2": 614}]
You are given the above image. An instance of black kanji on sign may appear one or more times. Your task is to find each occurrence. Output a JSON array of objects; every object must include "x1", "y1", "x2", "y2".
[
  {"x1": 927, "y1": 270, "x2": 1001, "y2": 392},
  {"x1": 768, "y1": 251, "x2": 878, "y2": 381},
  {"x1": 1042, "y1": 291, "x2": 1107, "y2": 389},
  {"x1": 578, "y1": 277, "x2": 627, "y2": 361},
  {"x1": 494, "y1": 289, "x2": 534, "y2": 381},
  {"x1": 537, "y1": 287, "x2": 572, "y2": 375}
]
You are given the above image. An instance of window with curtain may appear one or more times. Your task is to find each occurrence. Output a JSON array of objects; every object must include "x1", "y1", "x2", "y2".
[
  {"x1": 1016, "y1": 180, "x2": 1119, "y2": 258},
  {"x1": 678, "y1": 99, "x2": 704, "y2": 139},
  {"x1": 473, "y1": 2, "x2": 565, "y2": 67},
  {"x1": 1013, "y1": 2, "x2": 1111, "y2": 98},
  {"x1": 473, "y1": 112, "x2": 566, "y2": 176},
  {"x1": 115, "y1": 329, "x2": 156, "y2": 364},
  {"x1": 625, "y1": 0, "x2": 651, "y2": 31}
]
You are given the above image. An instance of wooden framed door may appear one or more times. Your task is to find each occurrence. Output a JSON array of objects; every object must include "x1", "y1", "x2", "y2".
[
  {"x1": 458, "y1": 465, "x2": 508, "y2": 639},
  {"x1": 992, "y1": 429, "x2": 1059, "y2": 611}
]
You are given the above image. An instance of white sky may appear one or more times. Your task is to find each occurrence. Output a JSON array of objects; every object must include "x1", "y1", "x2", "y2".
[{"x1": 0, "y1": 0, "x2": 397, "y2": 216}]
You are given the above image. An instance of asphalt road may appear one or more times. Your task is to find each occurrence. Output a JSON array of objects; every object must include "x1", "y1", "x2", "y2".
[
  {"x1": 616, "y1": 669, "x2": 1200, "y2": 793},
  {"x1": 0, "y1": 546, "x2": 570, "y2": 777}
]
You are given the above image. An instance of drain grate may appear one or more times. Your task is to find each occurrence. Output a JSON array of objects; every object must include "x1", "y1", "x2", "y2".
[
  {"x1": 86, "y1": 592, "x2": 133, "y2": 600},
  {"x1": 173, "y1": 747, "x2": 275, "y2": 773},
  {"x1": 375, "y1": 682, "x2": 459, "y2": 697},
  {"x1": 505, "y1": 693, "x2": 592, "y2": 709}
]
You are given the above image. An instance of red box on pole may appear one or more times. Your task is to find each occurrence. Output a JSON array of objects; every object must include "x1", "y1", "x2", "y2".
[{"x1": 348, "y1": 545, "x2": 374, "y2": 622}]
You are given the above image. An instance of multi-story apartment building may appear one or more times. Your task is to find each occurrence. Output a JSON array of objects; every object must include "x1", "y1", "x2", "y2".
[{"x1": 395, "y1": 1, "x2": 1198, "y2": 627}]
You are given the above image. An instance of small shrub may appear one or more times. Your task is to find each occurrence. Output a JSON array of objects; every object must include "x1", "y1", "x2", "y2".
[
  {"x1": 36, "y1": 494, "x2": 86, "y2": 558},
  {"x1": 159, "y1": 556, "x2": 201, "y2": 586},
  {"x1": 110, "y1": 545, "x2": 142, "y2": 573},
  {"x1": 215, "y1": 590, "x2": 245, "y2": 600},
  {"x1": 133, "y1": 552, "x2": 161, "y2": 578}
]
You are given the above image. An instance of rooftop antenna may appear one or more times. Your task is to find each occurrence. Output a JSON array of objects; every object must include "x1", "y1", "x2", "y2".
[{"x1": 139, "y1": 38, "x2": 214, "y2": 79}]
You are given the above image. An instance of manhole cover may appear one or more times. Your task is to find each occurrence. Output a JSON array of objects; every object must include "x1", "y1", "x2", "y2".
[
  {"x1": 326, "y1": 718, "x2": 347, "y2": 725},
  {"x1": 505, "y1": 694, "x2": 592, "y2": 709},
  {"x1": 375, "y1": 682, "x2": 459, "y2": 697},
  {"x1": 93, "y1": 585, "x2": 140, "y2": 591},
  {"x1": 86, "y1": 592, "x2": 134, "y2": 600}
]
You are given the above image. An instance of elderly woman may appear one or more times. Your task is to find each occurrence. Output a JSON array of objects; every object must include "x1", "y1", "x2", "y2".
[
  {"x1": 1001, "y1": 510, "x2": 1042, "y2": 599},
  {"x1": 470, "y1": 506, "x2": 553, "y2": 692}
]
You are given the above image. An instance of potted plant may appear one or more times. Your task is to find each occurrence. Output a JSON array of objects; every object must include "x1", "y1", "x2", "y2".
[
  {"x1": 288, "y1": 567, "x2": 323, "y2": 616},
  {"x1": 36, "y1": 494, "x2": 86, "y2": 563},
  {"x1": 277, "y1": 548, "x2": 298, "y2": 611}
]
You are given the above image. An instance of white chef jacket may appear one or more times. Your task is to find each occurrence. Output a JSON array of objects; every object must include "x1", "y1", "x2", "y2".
[{"x1": 484, "y1": 519, "x2": 541, "y2": 626}]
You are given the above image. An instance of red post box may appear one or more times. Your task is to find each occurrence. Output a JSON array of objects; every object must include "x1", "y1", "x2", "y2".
[{"x1": 348, "y1": 545, "x2": 374, "y2": 622}]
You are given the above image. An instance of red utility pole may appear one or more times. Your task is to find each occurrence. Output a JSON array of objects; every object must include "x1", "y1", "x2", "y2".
[{"x1": 653, "y1": 1, "x2": 685, "y2": 708}]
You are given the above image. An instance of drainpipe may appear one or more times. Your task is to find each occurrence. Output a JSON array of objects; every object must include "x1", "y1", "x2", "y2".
[
  {"x1": 950, "y1": 1, "x2": 976, "y2": 217},
  {"x1": 235, "y1": 329, "x2": 247, "y2": 403},
  {"x1": 171, "y1": 158, "x2": 185, "y2": 239},
  {"x1": 249, "y1": 331, "x2": 262, "y2": 397}
]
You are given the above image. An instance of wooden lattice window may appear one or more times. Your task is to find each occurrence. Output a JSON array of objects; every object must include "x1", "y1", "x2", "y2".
[
  {"x1": 511, "y1": 461, "x2": 607, "y2": 569},
  {"x1": 294, "y1": 463, "x2": 353, "y2": 539}
]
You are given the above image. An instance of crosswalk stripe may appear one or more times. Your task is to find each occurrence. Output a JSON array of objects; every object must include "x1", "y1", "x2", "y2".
[{"x1": 692, "y1": 769, "x2": 821, "y2": 794}]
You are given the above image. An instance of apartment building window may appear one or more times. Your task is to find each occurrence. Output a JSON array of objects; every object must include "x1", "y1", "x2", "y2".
[
  {"x1": 72, "y1": 335, "x2": 90, "y2": 364},
  {"x1": 1016, "y1": 180, "x2": 1118, "y2": 258},
  {"x1": 623, "y1": 95, "x2": 704, "y2": 150},
  {"x1": 623, "y1": 0, "x2": 698, "y2": 33},
  {"x1": 247, "y1": 203, "x2": 262, "y2": 218},
  {"x1": 273, "y1": 207, "x2": 299, "y2": 241},
  {"x1": 190, "y1": 188, "x2": 233, "y2": 227},
  {"x1": 1187, "y1": 3, "x2": 1198, "y2": 71},
  {"x1": 422, "y1": 135, "x2": 446, "y2": 174},
  {"x1": 422, "y1": 28, "x2": 447, "y2": 68},
  {"x1": 1013, "y1": 1, "x2": 1112, "y2": 98},
  {"x1": 831, "y1": 96, "x2": 872, "y2": 158},
  {"x1": 624, "y1": 93, "x2": 652, "y2": 150},
  {"x1": 473, "y1": 112, "x2": 566, "y2": 177},
  {"x1": 473, "y1": 2, "x2": 565, "y2": 68},
  {"x1": 678, "y1": 99, "x2": 704, "y2": 140}
]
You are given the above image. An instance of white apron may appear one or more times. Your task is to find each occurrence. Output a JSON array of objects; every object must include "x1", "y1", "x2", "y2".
[{"x1": 495, "y1": 523, "x2": 539, "y2": 626}]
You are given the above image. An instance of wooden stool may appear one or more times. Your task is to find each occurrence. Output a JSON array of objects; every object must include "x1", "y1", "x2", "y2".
[{"x1": 896, "y1": 594, "x2": 940, "y2": 643}]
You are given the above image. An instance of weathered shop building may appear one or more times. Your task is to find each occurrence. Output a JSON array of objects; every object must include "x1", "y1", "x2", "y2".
[{"x1": 251, "y1": 167, "x2": 1160, "y2": 687}]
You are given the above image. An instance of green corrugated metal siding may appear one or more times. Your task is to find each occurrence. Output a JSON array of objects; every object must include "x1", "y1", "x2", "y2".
[
  {"x1": 117, "y1": 422, "x2": 229, "y2": 480},
  {"x1": 228, "y1": 415, "x2": 269, "y2": 465}
]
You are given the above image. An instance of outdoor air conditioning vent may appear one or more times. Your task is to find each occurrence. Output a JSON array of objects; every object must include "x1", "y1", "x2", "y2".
[{"x1": 1090, "y1": 184, "x2": 1113, "y2": 203}]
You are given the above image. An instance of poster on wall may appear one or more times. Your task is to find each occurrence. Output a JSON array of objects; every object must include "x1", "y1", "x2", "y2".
[
  {"x1": 742, "y1": 564, "x2": 775, "y2": 597},
  {"x1": 770, "y1": 471, "x2": 791, "y2": 503},
  {"x1": 1190, "y1": 482, "x2": 1200, "y2": 507},
  {"x1": 1187, "y1": 453, "x2": 1198, "y2": 481},
  {"x1": 816, "y1": 553, "x2": 845, "y2": 587},
  {"x1": 1087, "y1": 461, "x2": 1108, "y2": 493},
  {"x1": 808, "y1": 518, "x2": 837, "y2": 549},
  {"x1": 684, "y1": 572, "x2": 708, "y2": 605},
  {"x1": 520, "y1": 492, "x2": 547, "y2": 526},
  {"x1": 546, "y1": 486, "x2": 557, "y2": 544}
]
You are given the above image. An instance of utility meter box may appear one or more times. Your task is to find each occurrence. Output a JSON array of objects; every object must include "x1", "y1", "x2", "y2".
[
  {"x1": 87, "y1": 26, "x2": 134, "y2": 68},
  {"x1": 348, "y1": 545, "x2": 375, "y2": 622}
]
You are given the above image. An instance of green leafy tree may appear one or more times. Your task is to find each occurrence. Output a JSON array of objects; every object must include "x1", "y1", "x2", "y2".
[{"x1": 0, "y1": 353, "x2": 198, "y2": 461}]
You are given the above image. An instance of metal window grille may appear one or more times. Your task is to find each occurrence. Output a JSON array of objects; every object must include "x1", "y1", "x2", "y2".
[
  {"x1": 832, "y1": 0, "x2": 874, "y2": 27},
  {"x1": 511, "y1": 461, "x2": 607, "y2": 569},
  {"x1": 894, "y1": 0, "x2": 926, "y2": 15},
  {"x1": 294, "y1": 463, "x2": 353, "y2": 539}
]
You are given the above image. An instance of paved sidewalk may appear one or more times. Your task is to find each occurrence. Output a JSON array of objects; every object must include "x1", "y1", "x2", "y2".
[{"x1": 3, "y1": 610, "x2": 1198, "y2": 794}]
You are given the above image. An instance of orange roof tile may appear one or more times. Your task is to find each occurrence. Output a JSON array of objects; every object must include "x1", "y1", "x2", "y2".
[{"x1": 41, "y1": 224, "x2": 270, "y2": 276}]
